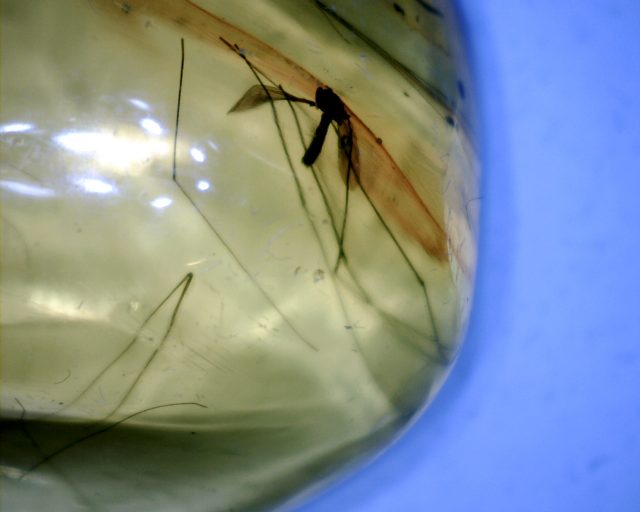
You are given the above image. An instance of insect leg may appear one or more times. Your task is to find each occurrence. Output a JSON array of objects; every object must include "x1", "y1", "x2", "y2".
[
  {"x1": 174, "y1": 38, "x2": 318, "y2": 352},
  {"x1": 302, "y1": 112, "x2": 332, "y2": 166}
]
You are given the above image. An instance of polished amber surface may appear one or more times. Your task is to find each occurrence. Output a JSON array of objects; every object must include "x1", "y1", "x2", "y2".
[{"x1": 0, "y1": 1, "x2": 478, "y2": 510}]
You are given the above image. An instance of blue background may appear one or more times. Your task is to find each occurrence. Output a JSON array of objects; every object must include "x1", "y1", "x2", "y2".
[{"x1": 299, "y1": 1, "x2": 640, "y2": 511}]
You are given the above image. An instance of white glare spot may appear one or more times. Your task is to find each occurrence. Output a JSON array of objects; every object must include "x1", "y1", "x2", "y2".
[
  {"x1": 207, "y1": 140, "x2": 220, "y2": 152},
  {"x1": 75, "y1": 177, "x2": 115, "y2": 194},
  {"x1": 190, "y1": 147, "x2": 206, "y2": 163},
  {"x1": 0, "y1": 122, "x2": 33, "y2": 134},
  {"x1": 55, "y1": 132, "x2": 108, "y2": 153},
  {"x1": 0, "y1": 180, "x2": 54, "y2": 197},
  {"x1": 129, "y1": 98, "x2": 150, "y2": 111},
  {"x1": 151, "y1": 196, "x2": 172, "y2": 209},
  {"x1": 140, "y1": 118, "x2": 163, "y2": 135},
  {"x1": 53, "y1": 130, "x2": 170, "y2": 171},
  {"x1": 196, "y1": 180, "x2": 211, "y2": 191}
]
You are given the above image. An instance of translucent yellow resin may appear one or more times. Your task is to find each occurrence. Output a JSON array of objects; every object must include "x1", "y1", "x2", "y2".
[{"x1": 0, "y1": 1, "x2": 478, "y2": 510}]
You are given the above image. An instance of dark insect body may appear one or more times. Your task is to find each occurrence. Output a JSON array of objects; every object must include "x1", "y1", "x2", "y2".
[{"x1": 302, "y1": 86, "x2": 350, "y2": 166}]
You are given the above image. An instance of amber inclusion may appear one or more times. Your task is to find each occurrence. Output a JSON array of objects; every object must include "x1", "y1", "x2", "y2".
[{"x1": 0, "y1": 0, "x2": 478, "y2": 510}]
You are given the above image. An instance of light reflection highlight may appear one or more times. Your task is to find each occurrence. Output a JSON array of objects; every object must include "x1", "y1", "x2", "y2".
[
  {"x1": 0, "y1": 122, "x2": 33, "y2": 134},
  {"x1": 151, "y1": 196, "x2": 172, "y2": 209},
  {"x1": 28, "y1": 289, "x2": 109, "y2": 322},
  {"x1": 0, "y1": 180, "x2": 55, "y2": 197},
  {"x1": 140, "y1": 118, "x2": 163, "y2": 136},
  {"x1": 55, "y1": 132, "x2": 106, "y2": 153},
  {"x1": 74, "y1": 177, "x2": 116, "y2": 195},
  {"x1": 196, "y1": 180, "x2": 211, "y2": 191},
  {"x1": 190, "y1": 147, "x2": 206, "y2": 163},
  {"x1": 0, "y1": 465, "x2": 21, "y2": 480},
  {"x1": 54, "y1": 130, "x2": 169, "y2": 171},
  {"x1": 129, "y1": 98, "x2": 151, "y2": 111}
]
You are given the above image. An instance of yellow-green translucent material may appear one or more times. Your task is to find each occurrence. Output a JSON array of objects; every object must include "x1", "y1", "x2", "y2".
[{"x1": 0, "y1": 0, "x2": 478, "y2": 510}]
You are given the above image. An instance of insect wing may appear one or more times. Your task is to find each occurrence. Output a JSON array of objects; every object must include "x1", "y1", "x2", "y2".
[
  {"x1": 338, "y1": 120, "x2": 359, "y2": 189},
  {"x1": 228, "y1": 84, "x2": 289, "y2": 113}
]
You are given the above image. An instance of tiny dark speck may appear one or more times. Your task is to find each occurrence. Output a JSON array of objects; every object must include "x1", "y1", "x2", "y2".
[
  {"x1": 376, "y1": 137, "x2": 383, "y2": 144},
  {"x1": 403, "y1": 91, "x2": 409, "y2": 97},
  {"x1": 457, "y1": 80, "x2": 466, "y2": 99},
  {"x1": 393, "y1": 3, "x2": 405, "y2": 16},
  {"x1": 445, "y1": 115, "x2": 455, "y2": 127}
]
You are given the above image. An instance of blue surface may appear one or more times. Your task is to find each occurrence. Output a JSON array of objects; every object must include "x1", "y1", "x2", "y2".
[{"x1": 299, "y1": 1, "x2": 640, "y2": 511}]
